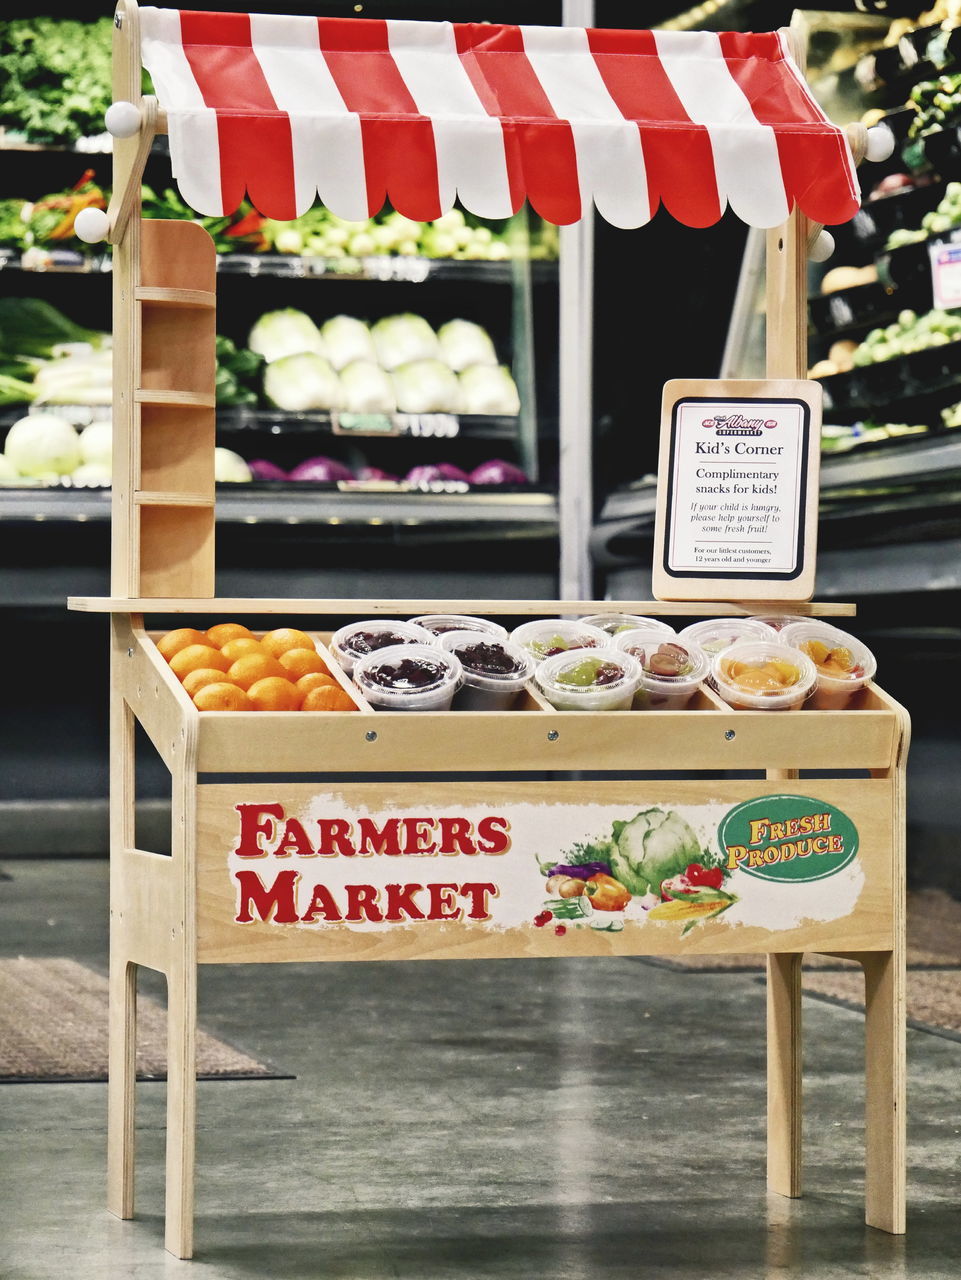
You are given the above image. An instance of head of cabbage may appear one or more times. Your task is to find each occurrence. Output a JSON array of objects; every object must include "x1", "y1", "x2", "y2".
[{"x1": 607, "y1": 808, "x2": 705, "y2": 896}]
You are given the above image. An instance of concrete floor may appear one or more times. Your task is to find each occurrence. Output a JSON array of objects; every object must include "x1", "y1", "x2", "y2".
[{"x1": 2, "y1": 858, "x2": 960, "y2": 1279}]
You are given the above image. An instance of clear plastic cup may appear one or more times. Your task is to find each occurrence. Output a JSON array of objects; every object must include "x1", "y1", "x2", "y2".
[
  {"x1": 436, "y1": 630, "x2": 535, "y2": 710},
  {"x1": 612, "y1": 630, "x2": 710, "y2": 710},
  {"x1": 410, "y1": 613, "x2": 509, "y2": 640},
  {"x1": 711, "y1": 640, "x2": 817, "y2": 712},
  {"x1": 352, "y1": 643, "x2": 463, "y2": 712},
  {"x1": 534, "y1": 646, "x2": 642, "y2": 711},
  {"x1": 778, "y1": 620, "x2": 877, "y2": 710},
  {"x1": 677, "y1": 617, "x2": 777, "y2": 657},
  {"x1": 748, "y1": 614, "x2": 806, "y2": 633},
  {"x1": 510, "y1": 618, "x2": 609, "y2": 664},
  {"x1": 329, "y1": 619, "x2": 434, "y2": 675},
  {"x1": 579, "y1": 612, "x2": 677, "y2": 638}
]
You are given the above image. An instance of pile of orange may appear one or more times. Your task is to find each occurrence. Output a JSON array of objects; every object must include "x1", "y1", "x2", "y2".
[{"x1": 156, "y1": 623, "x2": 357, "y2": 712}]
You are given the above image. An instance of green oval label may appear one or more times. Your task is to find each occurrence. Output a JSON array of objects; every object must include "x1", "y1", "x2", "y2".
[{"x1": 718, "y1": 794, "x2": 859, "y2": 884}]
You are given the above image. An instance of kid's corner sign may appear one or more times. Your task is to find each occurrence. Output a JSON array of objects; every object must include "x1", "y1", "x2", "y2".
[
  {"x1": 201, "y1": 786, "x2": 868, "y2": 950},
  {"x1": 651, "y1": 378, "x2": 822, "y2": 603}
]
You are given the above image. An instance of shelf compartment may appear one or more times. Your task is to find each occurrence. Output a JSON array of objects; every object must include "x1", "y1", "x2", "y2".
[
  {"x1": 138, "y1": 506, "x2": 214, "y2": 599},
  {"x1": 140, "y1": 403, "x2": 214, "y2": 495},
  {"x1": 140, "y1": 303, "x2": 216, "y2": 397}
]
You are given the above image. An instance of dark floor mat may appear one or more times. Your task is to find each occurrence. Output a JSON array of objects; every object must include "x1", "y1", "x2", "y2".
[{"x1": 0, "y1": 957, "x2": 292, "y2": 1083}]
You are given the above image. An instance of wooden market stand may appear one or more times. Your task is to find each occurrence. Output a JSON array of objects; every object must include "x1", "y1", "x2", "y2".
[{"x1": 68, "y1": 1, "x2": 908, "y2": 1259}]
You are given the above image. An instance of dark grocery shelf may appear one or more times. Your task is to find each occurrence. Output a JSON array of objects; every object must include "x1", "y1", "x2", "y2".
[
  {"x1": 816, "y1": 338, "x2": 961, "y2": 417},
  {"x1": 809, "y1": 279, "x2": 904, "y2": 338},
  {"x1": 845, "y1": 179, "x2": 948, "y2": 251}
]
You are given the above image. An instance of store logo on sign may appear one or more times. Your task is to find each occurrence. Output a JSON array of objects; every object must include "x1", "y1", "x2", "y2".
[
  {"x1": 700, "y1": 414, "x2": 778, "y2": 436},
  {"x1": 718, "y1": 795, "x2": 858, "y2": 884}
]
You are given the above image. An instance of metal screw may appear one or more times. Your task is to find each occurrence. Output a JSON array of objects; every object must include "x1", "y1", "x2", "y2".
[
  {"x1": 365, "y1": 730, "x2": 378, "y2": 742},
  {"x1": 127, "y1": 647, "x2": 134, "y2": 657},
  {"x1": 725, "y1": 729, "x2": 736, "y2": 740},
  {"x1": 547, "y1": 730, "x2": 559, "y2": 741}
]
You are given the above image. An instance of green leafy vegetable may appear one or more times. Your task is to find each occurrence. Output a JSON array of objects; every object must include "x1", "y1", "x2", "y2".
[
  {"x1": 608, "y1": 807, "x2": 705, "y2": 896},
  {"x1": 0, "y1": 298, "x2": 105, "y2": 359},
  {"x1": 0, "y1": 18, "x2": 114, "y2": 143}
]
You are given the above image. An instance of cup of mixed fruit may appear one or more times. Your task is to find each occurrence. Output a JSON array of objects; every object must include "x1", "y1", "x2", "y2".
[
  {"x1": 329, "y1": 619, "x2": 434, "y2": 675},
  {"x1": 613, "y1": 630, "x2": 710, "y2": 709},
  {"x1": 510, "y1": 618, "x2": 608, "y2": 664},
  {"x1": 534, "y1": 647, "x2": 642, "y2": 711},
  {"x1": 779, "y1": 621, "x2": 876, "y2": 709},
  {"x1": 711, "y1": 640, "x2": 817, "y2": 711},
  {"x1": 579, "y1": 612, "x2": 677, "y2": 638},
  {"x1": 352, "y1": 643, "x2": 464, "y2": 711},
  {"x1": 677, "y1": 616, "x2": 776, "y2": 656},
  {"x1": 435, "y1": 630, "x2": 536, "y2": 709}
]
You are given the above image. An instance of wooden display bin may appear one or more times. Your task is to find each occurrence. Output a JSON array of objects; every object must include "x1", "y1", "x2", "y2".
[{"x1": 67, "y1": 0, "x2": 907, "y2": 1259}]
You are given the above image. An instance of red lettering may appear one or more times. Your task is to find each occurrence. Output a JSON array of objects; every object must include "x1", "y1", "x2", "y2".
[
  {"x1": 234, "y1": 869, "x2": 300, "y2": 923},
  {"x1": 234, "y1": 803, "x2": 285, "y2": 857},
  {"x1": 437, "y1": 816, "x2": 477, "y2": 855},
  {"x1": 402, "y1": 818, "x2": 437, "y2": 855},
  {"x1": 460, "y1": 882, "x2": 496, "y2": 919},
  {"x1": 356, "y1": 817, "x2": 402, "y2": 856},
  {"x1": 345, "y1": 884, "x2": 384, "y2": 922},
  {"x1": 427, "y1": 883, "x2": 461, "y2": 920},
  {"x1": 275, "y1": 817, "x2": 315, "y2": 858},
  {"x1": 476, "y1": 816, "x2": 510, "y2": 854},
  {"x1": 316, "y1": 818, "x2": 356, "y2": 856},
  {"x1": 383, "y1": 883, "x2": 427, "y2": 921},
  {"x1": 300, "y1": 882, "x2": 343, "y2": 923}
]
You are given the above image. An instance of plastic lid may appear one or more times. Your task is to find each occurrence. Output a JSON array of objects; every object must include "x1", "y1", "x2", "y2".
[
  {"x1": 410, "y1": 613, "x2": 508, "y2": 639},
  {"x1": 677, "y1": 617, "x2": 776, "y2": 654},
  {"x1": 579, "y1": 613, "x2": 676, "y2": 637},
  {"x1": 510, "y1": 618, "x2": 609, "y2": 662},
  {"x1": 613, "y1": 630, "x2": 710, "y2": 686},
  {"x1": 353, "y1": 643, "x2": 463, "y2": 703},
  {"x1": 534, "y1": 646, "x2": 642, "y2": 700},
  {"x1": 330, "y1": 618, "x2": 434, "y2": 666},
  {"x1": 436, "y1": 630, "x2": 535, "y2": 689},
  {"x1": 711, "y1": 640, "x2": 817, "y2": 708},
  {"x1": 778, "y1": 621, "x2": 876, "y2": 684}
]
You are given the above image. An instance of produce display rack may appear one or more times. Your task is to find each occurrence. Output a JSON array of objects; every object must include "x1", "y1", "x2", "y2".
[{"x1": 68, "y1": 1, "x2": 908, "y2": 1259}]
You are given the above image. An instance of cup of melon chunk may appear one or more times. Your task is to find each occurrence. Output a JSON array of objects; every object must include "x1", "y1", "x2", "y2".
[
  {"x1": 779, "y1": 621, "x2": 876, "y2": 710},
  {"x1": 711, "y1": 640, "x2": 817, "y2": 711}
]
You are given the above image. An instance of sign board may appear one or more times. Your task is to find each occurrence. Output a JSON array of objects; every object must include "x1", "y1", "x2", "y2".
[
  {"x1": 194, "y1": 778, "x2": 894, "y2": 964},
  {"x1": 652, "y1": 378, "x2": 822, "y2": 602}
]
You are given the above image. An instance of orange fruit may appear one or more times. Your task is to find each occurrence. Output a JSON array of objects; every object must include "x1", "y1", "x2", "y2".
[
  {"x1": 260, "y1": 627, "x2": 317, "y2": 659},
  {"x1": 157, "y1": 627, "x2": 209, "y2": 661},
  {"x1": 301, "y1": 684, "x2": 357, "y2": 712},
  {"x1": 247, "y1": 675, "x2": 301, "y2": 711},
  {"x1": 169, "y1": 644, "x2": 231, "y2": 681},
  {"x1": 227, "y1": 652, "x2": 286, "y2": 691},
  {"x1": 296, "y1": 672, "x2": 337, "y2": 697},
  {"x1": 278, "y1": 647, "x2": 329, "y2": 680},
  {"x1": 220, "y1": 636, "x2": 265, "y2": 663},
  {"x1": 206, "y1": 622, "x2": 255, "y2": 649},
  {"x1": 192, "y1": 682, "x2": 253, "y2": 711},
  {"x1": 182, "y1": 666, "x2": 237, "y2": 698}
]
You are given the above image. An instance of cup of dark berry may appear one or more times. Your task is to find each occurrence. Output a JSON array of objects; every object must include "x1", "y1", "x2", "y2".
[
  {"x1": 329, "y1": 619, "x2": 434, "y2": 675},
  {"x1": 435, "y1": 630, "x2": 536, "y2": 709},
  {"x1": 352, "y1": 643, "x2": 464, "y2": 711},
  {"x1": 534, "y1": 647, "x2": 641, "y2": 711},
  {"x1": 410, "y1": 613, "x2": 509, "y2": 640}
]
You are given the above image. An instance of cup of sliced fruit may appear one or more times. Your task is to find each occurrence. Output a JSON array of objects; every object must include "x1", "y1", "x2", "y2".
[
  {"x1": 778, "y1": 621, "x2": 876, "y2": 709},
  {"x1": 677, "y1": 616, "x2": 776, "y2": 656},
  {"x1": 612, "y1": 630, "x2": 710, "y2": 709},
  {"x1": 711, "y1": 640, "x2": 817, "y2": 712},
  {"x1": 329, "y1": 619, "x2": 434, "y2": 675},
  {"x1": 534, "y1": 647, "x2": 642, "y2": 711},
  {"x1": 352, "y1": 643, "x2": 464, "y2": 711},
  {"x1": 435, "y1": 630, "x2": 535, "y2": 710},
  {"x1": 510, "y1": 618, "x2": 609, "y2": 664},
  {"x1": 579, "y1": 612, "x2": 677, "y2": 638}
]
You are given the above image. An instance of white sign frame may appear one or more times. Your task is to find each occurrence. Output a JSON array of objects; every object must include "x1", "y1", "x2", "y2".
[{"x1": 652, "y1": 378, "x2": 822, "y2": 602}]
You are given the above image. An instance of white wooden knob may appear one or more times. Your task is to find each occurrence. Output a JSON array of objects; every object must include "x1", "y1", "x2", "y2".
[
  {"x1": 866, "y1": 124, "x2": 895, "y2": 164},
  {"x1": 105, "y1": 100, "x2": 143, "y2": 139},
  {"x1": 810, "y1": 229, "x2": 835, "y2": 263},
  {"x1": 74, "y1": 207, "x2": 110, "y2": 244}
]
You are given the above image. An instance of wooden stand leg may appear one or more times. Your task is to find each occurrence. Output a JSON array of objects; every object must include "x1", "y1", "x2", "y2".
[
  {"x1": 862, "y1": 950, "x2": 906, "y2": 1234},
  {"x1": 164, "y1": 957, "x2": 197, "y2": 1259},
  {"x1": 107, "y1": 956, "x2": 138, "y2": 1219},
  {"x1": 767, "y1": 952, "x2": 803, "y2": 1197}
]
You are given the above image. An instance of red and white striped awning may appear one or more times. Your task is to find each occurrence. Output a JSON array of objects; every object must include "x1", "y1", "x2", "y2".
[{"x1": 140, "y1": 8, "x2": 860, "y2": 230}]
